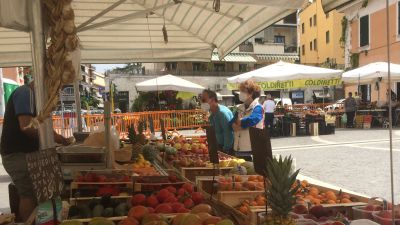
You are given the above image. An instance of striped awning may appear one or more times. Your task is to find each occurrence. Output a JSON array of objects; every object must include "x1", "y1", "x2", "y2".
[
  {"x1": 0, "y1": 0, "x2": 305, "y2": 66},
  {"x1": 211, "y1": 53, "x2": 256, "y2": 63},
  {"x1": 255, "y1": 53, "x2": 299, "y2": 62}
]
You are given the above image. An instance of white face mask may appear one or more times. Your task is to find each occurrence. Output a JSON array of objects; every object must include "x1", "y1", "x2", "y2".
[
  {"x1": 239, "y1": 92, "x2": 248, "y2": 102},
  {"x1": 201, "y1": 103, "x2": 210, "y2": 112}
]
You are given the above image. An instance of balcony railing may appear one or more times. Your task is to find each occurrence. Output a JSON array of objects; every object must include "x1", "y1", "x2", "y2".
[{"x1": 239, "y1": 44, "x2": 254, "y2": 52}]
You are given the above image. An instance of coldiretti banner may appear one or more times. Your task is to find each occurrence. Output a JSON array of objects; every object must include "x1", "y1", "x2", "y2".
[{"x1": 227, "y1": 78, "x2": 342, "y2": 90}]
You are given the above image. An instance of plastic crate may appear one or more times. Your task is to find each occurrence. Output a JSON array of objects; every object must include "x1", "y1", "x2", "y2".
[
  {"x1": 353, "y1": 206, "x2": 378, "y2": 220},
  {"x1": 372, "y1": 210, "x2": 400, "y2": 225}
]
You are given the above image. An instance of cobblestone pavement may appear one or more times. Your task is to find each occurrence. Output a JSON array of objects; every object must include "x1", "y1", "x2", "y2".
[{"x1": 0, "y1": 128, "x2": 400, "y2": 211}]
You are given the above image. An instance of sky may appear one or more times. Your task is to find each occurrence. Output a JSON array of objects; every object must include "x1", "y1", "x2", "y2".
[{"x1": 93, "y1": 64, "x2": 126, "y2": 73}]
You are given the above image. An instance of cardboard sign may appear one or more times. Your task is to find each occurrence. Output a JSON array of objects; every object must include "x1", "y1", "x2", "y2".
[
  {"x1": 26, "y1": 148, "x2": 64, "y2": 203},
  {"x1": 205, "y1": 126, "x2": 219, "y2": 164},
  {"x1": 249, "y1": 127, "x2": 273, "y2": 176}
]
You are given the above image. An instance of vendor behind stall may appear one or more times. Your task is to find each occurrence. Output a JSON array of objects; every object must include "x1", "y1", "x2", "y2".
[
  {"x1": 0, "y1": 80, "x2": 71, "y2": 222},
  {"x1": 344, "y1": 92, "x2": 357, "y2": 128},
  {"x1": 263, "y1": 94, "x2": 275, "y2": 134},
  {"x1": 231, "y1": 80, "x2": 264, "y2": 160},
  {"x1": 201, "y1": 90, "x2": 234, "y2": 154}
]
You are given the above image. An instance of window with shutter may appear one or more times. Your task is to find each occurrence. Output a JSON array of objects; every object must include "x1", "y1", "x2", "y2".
[
  {"x1": 314, "y1": 39, "x2": 317, "y2": 51},
  {"x1": 313, "y1": 14, "x2": 317, "y2": 26},
  {"x1": 302, "y1": 45, "x2": 305, "y2": 55},
  {"x1": 326, "y1": 31, "x2": 330, "y2": 43},
  {"x1": 360, "y1": 15, "x2": 369, "y2": 47},
  {"x1": 302, "y1": 23, "x2": 305, "y2": 34},
  {"x1": 398, "y1": 2, "x2": 400, "y2": 35},
  {"x1": 310, "y1": 41, "x2": 313, "y2": 51}
]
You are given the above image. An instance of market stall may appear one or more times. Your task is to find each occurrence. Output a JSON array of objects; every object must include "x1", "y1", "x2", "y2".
[
  {"x1": 1, "y1": 0, "x2": 398, "y2": 225},
  {"x1": 227, "y1": 61, "x2": 343, "y2": 137},
  {"x1": 134, "y1": 75, "x2": 205, "y2": 111},
  {"x1": 340, "y1": 62, "x2": 400, "y2": 128}
]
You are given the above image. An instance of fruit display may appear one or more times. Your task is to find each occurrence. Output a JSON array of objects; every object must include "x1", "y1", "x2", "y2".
[
  {"x1": 353, "y1": 203, "x2": 386, "y2": 220},
  {"x1": 236, "y1": 195, "x2": 267, "y2": 215},
  {"x1": 74, "y1": 171, "x2": 131, "y2": 183},
  {"x1": 130, "y1": 183, "x2": 205, "y2": 213},
  {"x1": 121, "y1": 203, "x2": 235, "y2": 225},
  {"x1": 291, "y1": 205, "x2": 350, "y2": 225},
  {"x1": 170, "y1": 152, "x2": 241, "y2": 169},
  {"x1": 218, "y1": 175, "x2": 265, "y2": 191},
  {"x1": 296, "y1": 180, "x2": 358, "y2": 205},
  {"x1": 68, "y1": 195, "x2": 130, "y2": 219}
]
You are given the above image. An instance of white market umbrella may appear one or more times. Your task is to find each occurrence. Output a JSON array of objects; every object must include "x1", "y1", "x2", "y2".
[
  {"x1": 0, "y1": 0, "x2": 307, "y2": 66},
  {"x1": 342, "y1": 62, "x2": 400, "y2": 84},
  {"x1": 135, "y1": 74, "x2": 205, "y2": 94},
  {"x1": 227, "y1": 61, "x2": 343, "y2": 83}
]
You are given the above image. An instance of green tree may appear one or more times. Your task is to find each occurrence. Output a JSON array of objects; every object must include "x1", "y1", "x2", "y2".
[{"x1": 110, "y1": 63, "x2": 143, "y2": 74}]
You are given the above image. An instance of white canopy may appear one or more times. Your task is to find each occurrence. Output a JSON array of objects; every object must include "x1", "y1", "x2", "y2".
[
  {"x1": 135, "y1": 74, "x2": 205, "y2": 93},
  {"x1": 227, "y1": 61, "x2": 343, "y2": 83},
  {"x1": 0, "y1": 0, "x2": 306, "y2": 66},
  {"x1": 342, "y1": 62, "x2": 400, "y2": 84}
]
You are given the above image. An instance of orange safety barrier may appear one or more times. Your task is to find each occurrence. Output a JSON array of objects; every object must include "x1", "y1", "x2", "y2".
[{"x1": 52, "y1": 109, "x2": 209, "y2": 138}]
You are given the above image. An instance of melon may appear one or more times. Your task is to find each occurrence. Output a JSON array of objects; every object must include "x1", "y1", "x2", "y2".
[
  {"x1": 230, "y1": 165, "x2": 247, "y2": 175},
  {"x1": 241, "y1": 162, "x2": 256, "y2": 175}
]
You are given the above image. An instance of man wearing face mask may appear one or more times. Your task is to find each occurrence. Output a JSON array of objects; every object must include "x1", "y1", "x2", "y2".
[
  {"x1": 201, "y1": 90, "x2": 234, "y2": 154},
  {"x1": 231, "y1": 80, "x2": 264, "y2": 160}
]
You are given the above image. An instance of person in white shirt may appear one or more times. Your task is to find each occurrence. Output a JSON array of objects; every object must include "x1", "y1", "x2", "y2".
[{"x1": 263, "y1": 94, "x2": 276, "y2": 134}]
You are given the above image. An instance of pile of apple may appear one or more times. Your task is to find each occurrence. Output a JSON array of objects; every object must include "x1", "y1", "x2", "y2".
[
  {"x1": 218, "y1": 175, "x2": 264, "y2": 191},
  {"x1": 130, "y1": 183, "x2": 205, "y2": 214},
  {"x1": 171, "y1": 136, "x2": 209, "y2": 155},
  {"x1": 171, "y1": 152, "x2": 236, "y2": 168}
]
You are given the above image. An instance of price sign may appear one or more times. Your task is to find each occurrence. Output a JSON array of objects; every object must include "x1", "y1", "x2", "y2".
[
  {"x1": 26, "y1": 148, "x2": 64, "y2": 203},
  {"x1": 249, "y1": 127, "x2": 273, "y2": 176},
  {"x1": 205, "y1": 126, "x2": 219, "y2": 164}
]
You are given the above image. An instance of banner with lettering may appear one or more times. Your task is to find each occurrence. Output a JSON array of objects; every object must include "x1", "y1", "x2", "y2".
[{"x1": 227, "y1": 78, "x2": 342, "y2": 90}]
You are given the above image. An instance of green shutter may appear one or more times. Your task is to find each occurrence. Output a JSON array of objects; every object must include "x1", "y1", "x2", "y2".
[{"x1": 360, "y1": 15, "x2": 369, "y2": 47}]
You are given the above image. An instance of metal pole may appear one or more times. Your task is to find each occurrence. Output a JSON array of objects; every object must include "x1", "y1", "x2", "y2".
[
  {"x1": 0, "y1": 68, "x2": 5, "y2": 116},
  {"x1": 59, "y1": 91, "x2": 65, "y2": 137},
  {"x1": 28, "y1": 0, "x2": 54, "y2": 149},
  {"x1": 74, "y1": 81, "x2": 83, "y2": 132},
  {"x1": 384, "y1": 1, "x2": 395, "y2": 224}
]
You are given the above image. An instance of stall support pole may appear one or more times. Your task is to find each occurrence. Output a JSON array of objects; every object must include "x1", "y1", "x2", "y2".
[
  {"x1": 29, "y1": 0, "x2": 55, "y2": 149},
  {"x1": 104, "y1": 101, "x2": 113, "y2": 169},
  {"x1": 74, "y1": 81, "x2": 83, "y2": 132}
]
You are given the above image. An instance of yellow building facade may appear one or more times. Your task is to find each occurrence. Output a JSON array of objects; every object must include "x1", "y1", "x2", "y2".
[{"x1": 299, "y1": 0, "x2": 345, "y2": 68}]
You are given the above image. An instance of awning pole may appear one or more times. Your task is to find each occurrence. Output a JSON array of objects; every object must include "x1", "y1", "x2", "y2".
[
  {"x1": 385, "y1": 1, "x2": 395, "y2": 223},
  {"x1": 74, "y1": 81, "x2": 83, "y2": 132},
  {"x1": 29, "y1": 0, "x2": 54, "y2": 149}
]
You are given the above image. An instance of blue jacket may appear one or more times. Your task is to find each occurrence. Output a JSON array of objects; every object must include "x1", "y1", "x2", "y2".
[
  {"x1": 209, "y1": 105, "x2": 234, "y2": 150},
  {"x1": 240, "y1": 105, "x2": 264, "y2": 129}
]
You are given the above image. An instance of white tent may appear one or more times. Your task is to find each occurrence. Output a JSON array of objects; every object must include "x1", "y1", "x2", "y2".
[
  {"x1": 0, "y1": 0, "x2": 307, "y2": 66},
  {"x1": 342, "y1": 62, "x2": 400, "y2": 84},
  {"x1": 135, "y1": 74, "x2": 205, "y2": 93},
  {"x1": 227, "y1": 61, "x2": 343, "y2": 83}
]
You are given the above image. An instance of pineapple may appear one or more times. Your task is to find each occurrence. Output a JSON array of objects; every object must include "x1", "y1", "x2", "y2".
[
  {"x1": 128, "y1": 124, "x2": 144, "y2": 160},
  {"x1": 264, "y1": 156, "x2": 300, "y2": 225}
]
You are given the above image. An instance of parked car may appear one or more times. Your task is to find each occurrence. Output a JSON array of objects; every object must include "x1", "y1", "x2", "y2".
[
  {"x1": 274, "y1": 98, "x2": 293, "y2": 107},
  {"x1": 325, "y1": 99, "x2": 345, "y2": 111}
]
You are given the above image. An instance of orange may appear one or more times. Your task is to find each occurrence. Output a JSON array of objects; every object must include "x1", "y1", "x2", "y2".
[
  {"x1": 325, "y1": 191, "x2": 337, "y2": 201},
  {"x1": 248, "y1": 175, "x2": 257, "y2": 182},
  {"x1": 257, "y1": 176, "x2": 264, "y2": 182},
  {"x1": 256, "y1": 198, "x2": 266, "y2": 206},
  {"x1": 301, "y1": 180, "x2": 309, "y2": 187},
  {"x1": 327, "y1": 200, "x2": 336, "y2": 204},
  {"x1": 250, "y1": 201, "x2": 258, "y2": 206},
  {"x1": 309, "y1": 187, "x2": 319, "y2": 197},
  {"x1": 341, "y1": 198, "x2": 352, "y2": 203},
  {"x1": 239, "y1": 205, "x2": 249, "y2": 214},
  {"x1": 311, "y1": 198, "x2": 321, "y2": 205}
]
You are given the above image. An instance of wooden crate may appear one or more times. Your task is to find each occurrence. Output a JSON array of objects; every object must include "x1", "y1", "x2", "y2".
[
  {"x1": 179, "y1": 167, "x2": 232, "y2": 182},
  {"x1": 70, "y1": 181, "x2": 133, "y2": 198},
  {"x1": 218, "y1": 191, "x2": 264, "y2": 208}
]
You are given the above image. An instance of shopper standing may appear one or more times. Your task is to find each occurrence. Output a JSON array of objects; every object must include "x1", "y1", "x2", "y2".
[
  {"x1": 201, "y1": 90, "x2": 234, "y2": 154},
  {"x1": 263, "y1": 94, "x2": 275, "y2": 134},
  {"x1": 232, "y1": 80, "x2": 264, "y2": 160},
  {"x1": 344, "y1": 92, "x2": 357, "y2": 128}
]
